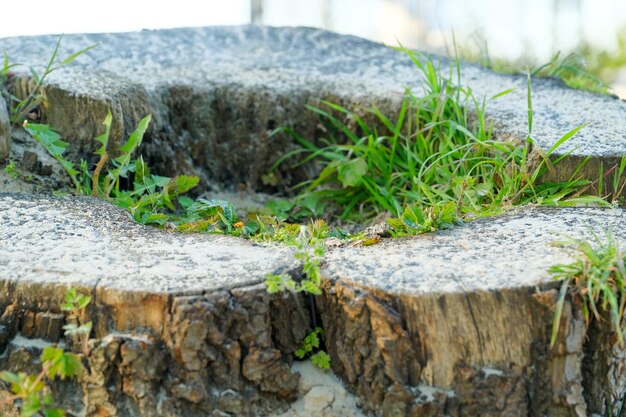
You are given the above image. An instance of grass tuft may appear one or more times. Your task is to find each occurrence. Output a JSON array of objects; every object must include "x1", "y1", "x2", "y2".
[
  {"x1": 549, "y1": 232, "x2": 626, "y2": 348},
  {"x1": 270, "y1": 48, "x2": 607, "y2": 227}
]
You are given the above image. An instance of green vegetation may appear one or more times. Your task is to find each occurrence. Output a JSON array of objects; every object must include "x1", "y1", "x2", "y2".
[
  {"x1": 295, "y1": 327, "x2": 331, "y2": 370},
  {"x1": 1, "y1": 35, "x2": 96, "y2": 126},
  {"x1": 549, "y1": 233, "x2": 626, "y2": 348},
  {"x1": 24, "y1": 114, "x2": 200, "y2": 227},
  {"x1": 4, "y1": 36, "x2": 626, "y2": 377},
  {"x1": 458, "y1": 37, "x2": 611, "y2": 95},
  {"x1": 4, "y1": 160, "x2": 18, "y2": 180},
  {"x1": 0, "y1": 288, "x2": 92, "y2": 417},
  {"x1": 265, "y1": 222, "x2": 326, "y2": 296},
  {"x1": 271, "y1": 49, "x2": 605, "y2": 228}
]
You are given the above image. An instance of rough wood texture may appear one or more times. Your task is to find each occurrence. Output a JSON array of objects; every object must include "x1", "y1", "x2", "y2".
[
  {"x1": 2, "y1": 199, "x2": 626, "y2": 416},
  {"x1": 2, "y1": 26, "x2": 626, "y2": 193},
  {"x1": 0, "y1": 94, "x2": 9, "y2": 162},
  {"x1": 320, "y1": 207, "x2": 626, "y2": 417}
]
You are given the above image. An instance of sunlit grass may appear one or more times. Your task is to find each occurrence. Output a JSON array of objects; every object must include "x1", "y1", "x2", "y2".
[{"x1": 270, "y1": 48, "x2": 607, "y2": 230}]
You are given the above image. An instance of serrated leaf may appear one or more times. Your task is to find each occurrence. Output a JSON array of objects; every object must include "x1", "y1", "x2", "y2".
[
  {"x1": 304, "y1": 332, "x2": 320, "y2": 349},
  {"x1": 43, "y1": 350, "x2": 84, "y2": 380},
  {"x1": 119, "y1": 114, "x2": 151, "y2": 154},
  {"x1": 174, "y1": 175, "x2": 199, "y2": 194},
  {"x1": 41, "y1": 346, "x2": 64, "y2": 366},
  {"x1": 190, "y1": 199, "x2": 237, "y2": 224},
  {"x1": 311, "y1": 351, "x2": 331, "y2": 370},
  {"x1": 337, "y1": 157, "x2": 367, "y2": 187},
  {"x1": 299, "y1": 280, "x2": 322, "y2": 295},
  {"x1": 294, "y1": 348, "x2": 307, "y2": 359}
]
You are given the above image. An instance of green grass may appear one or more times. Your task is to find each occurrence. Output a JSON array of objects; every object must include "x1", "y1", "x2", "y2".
[
  {"x1": 459, "y1": 41, "x2": 611, "y2": 96},
  {"x1": 6, "y1": 36, "x2": 626, "y2": 384},
  {"x1": 270, "y1": 48, "x2": 606, "y2": 230},
  {"x1": 2, "y1": 35, "x2": 97, "y2": 126},
  {"x1": 549, "y1": 232, "x2": 626, "y2": 348}
]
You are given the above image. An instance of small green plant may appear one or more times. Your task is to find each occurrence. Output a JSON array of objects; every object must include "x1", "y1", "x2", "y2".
[
  {"x1": 4, "y1": 160, "x2": 19, "y2": 180},
  {"x1": 530, "y1": 52, "x2": 610, "y2": 95},
  {"x1": 549, "y1": 232, "x2": 626, "y2": 348},
  {"x1": 295, "y1": 327, "x2": 331, "y2": 370},
  {"x1": 457, "y1": 35, "x2": 610, "y2": 96},
  {"x1": 0, "y1": 288, "x2": 92, "y2": 417},
  {"x1": 263, "y1": 222, "x2": 331, "y2": 370},
  {"x1": 23, "y1": 113, "x2": 202, "y2": 227},
  {"x1": 387, "y1": 201, "x2": 459, "y2": 237},
  {"x1": 1, "y1": 36, "x2": 97, "y2": 126},
  {"x1": 60, "y1": 288, "x2": 92, "y2": 356},
  {"x1": 265, "y1": 223, "x2": 326, "y2": 295}
]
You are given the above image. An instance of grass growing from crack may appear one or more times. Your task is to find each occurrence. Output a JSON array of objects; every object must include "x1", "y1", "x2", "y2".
[
  {"x1": 270, "y1": 48, "x2": 607, "y2": 228},
  {"x1": 549, "y1": 232, "x2": 626, "y2": 348},
  {"x1": 7, "y1": 39, "x2": 625, "y2": 375}
]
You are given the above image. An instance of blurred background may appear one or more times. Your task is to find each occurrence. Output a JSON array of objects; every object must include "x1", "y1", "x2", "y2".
[{"x1": 2, "y1": 0, "x2": 626, "y2": 97}]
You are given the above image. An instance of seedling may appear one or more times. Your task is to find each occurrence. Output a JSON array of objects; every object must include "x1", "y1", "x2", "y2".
[
  {"x1": 2, "y1": 35, "x2": 97, "y2": 126},
  {"x1": 24, "y1": 113, "x2": 204, "y2": 228},
  {"x1": 295, "y1": 327, "x2": 331, "y2": 370},
  {"x1": 265, "y1": 224, "x2": 326, "y2": 296},
  {"x1": 0, "y1": 288, "x2": 92, "y2": 417},
  {"x1": 61, "y1": 288, "x2": 93, "y2": 356},
  {"x1": 4, "y1": 160, "x2": 19, "y2": 180}
]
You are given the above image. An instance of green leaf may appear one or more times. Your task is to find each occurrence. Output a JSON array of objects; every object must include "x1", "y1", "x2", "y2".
[
  {"x1": 546, "y1": 122, "x2": 589, "y2": 156},
  {"x1": 178, "y1": 196, "x2": 194, "y2": 210},
  {"x1": 22, "y1": 392, "x2": 42, "y2": 417},
  {"x1": 304, "y1": 331, "x2": 320, "y2": 349},
  {"x1": 60, "y1": 43, "x2": 98, "y2": 66},
  {"x1": 299, "y1": 279, "x2": 322, "y2": 295},
  {"x1": 24, "y1": 123, "x2": 67, "y2": 156},
  {"x1": 0, "y1": 370, "x2": 23, "y2": 385},
  {"x1": 29, "y1": 66, "x2": 41, "y2": 84},
  {"x1": 41, "y1": 346, "x2": 64, "y2": 365},
  {"x1": 189, "y1": 199, "x2": 237, "y2": 224},
  {"x1": 118, "y1": 114, "x2": 151, "y2": 154},
  {"x1": 139, "y1": 212, "x2": 170, "y2": 226},
  {"x1": 550, "y1": 278, "x2": 571, "y2": 348},
  {"x1": 42, "y1": 348, "x2": 84, "y2": 380},
  {"x1": 264, "y1": 273, "x2": 294, "y2": 294},
  {"x1": 43, "y1": 408, "x2": 65, "y2": 417},
  {"x1": 311, "y1": 351, "x2": 331, "y2": 370},
  {"x1": 94, "y1": 111, "x2": 112, "y2": 156},
  {"x1": 64, "y1": 288, "x2": 77, "y2": 305},
  {"x1": 133, "y1": 156, "x2": 150, "y2": 185},
  {"x1": 24, "y1": 123, "x2": 83, "y2": 191},
  {"x1": 173, "y1": 175, "x2": 199, "y2": 194},
  {"x1": 76, "y1": 294, "x2": 91, "y2": 309},
  {"x1": 294, "y1": 347, "x2": 307, "y2": 359},
  {"x1": 337, "y1": 157, "x2": 367, "y2": 187}
]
